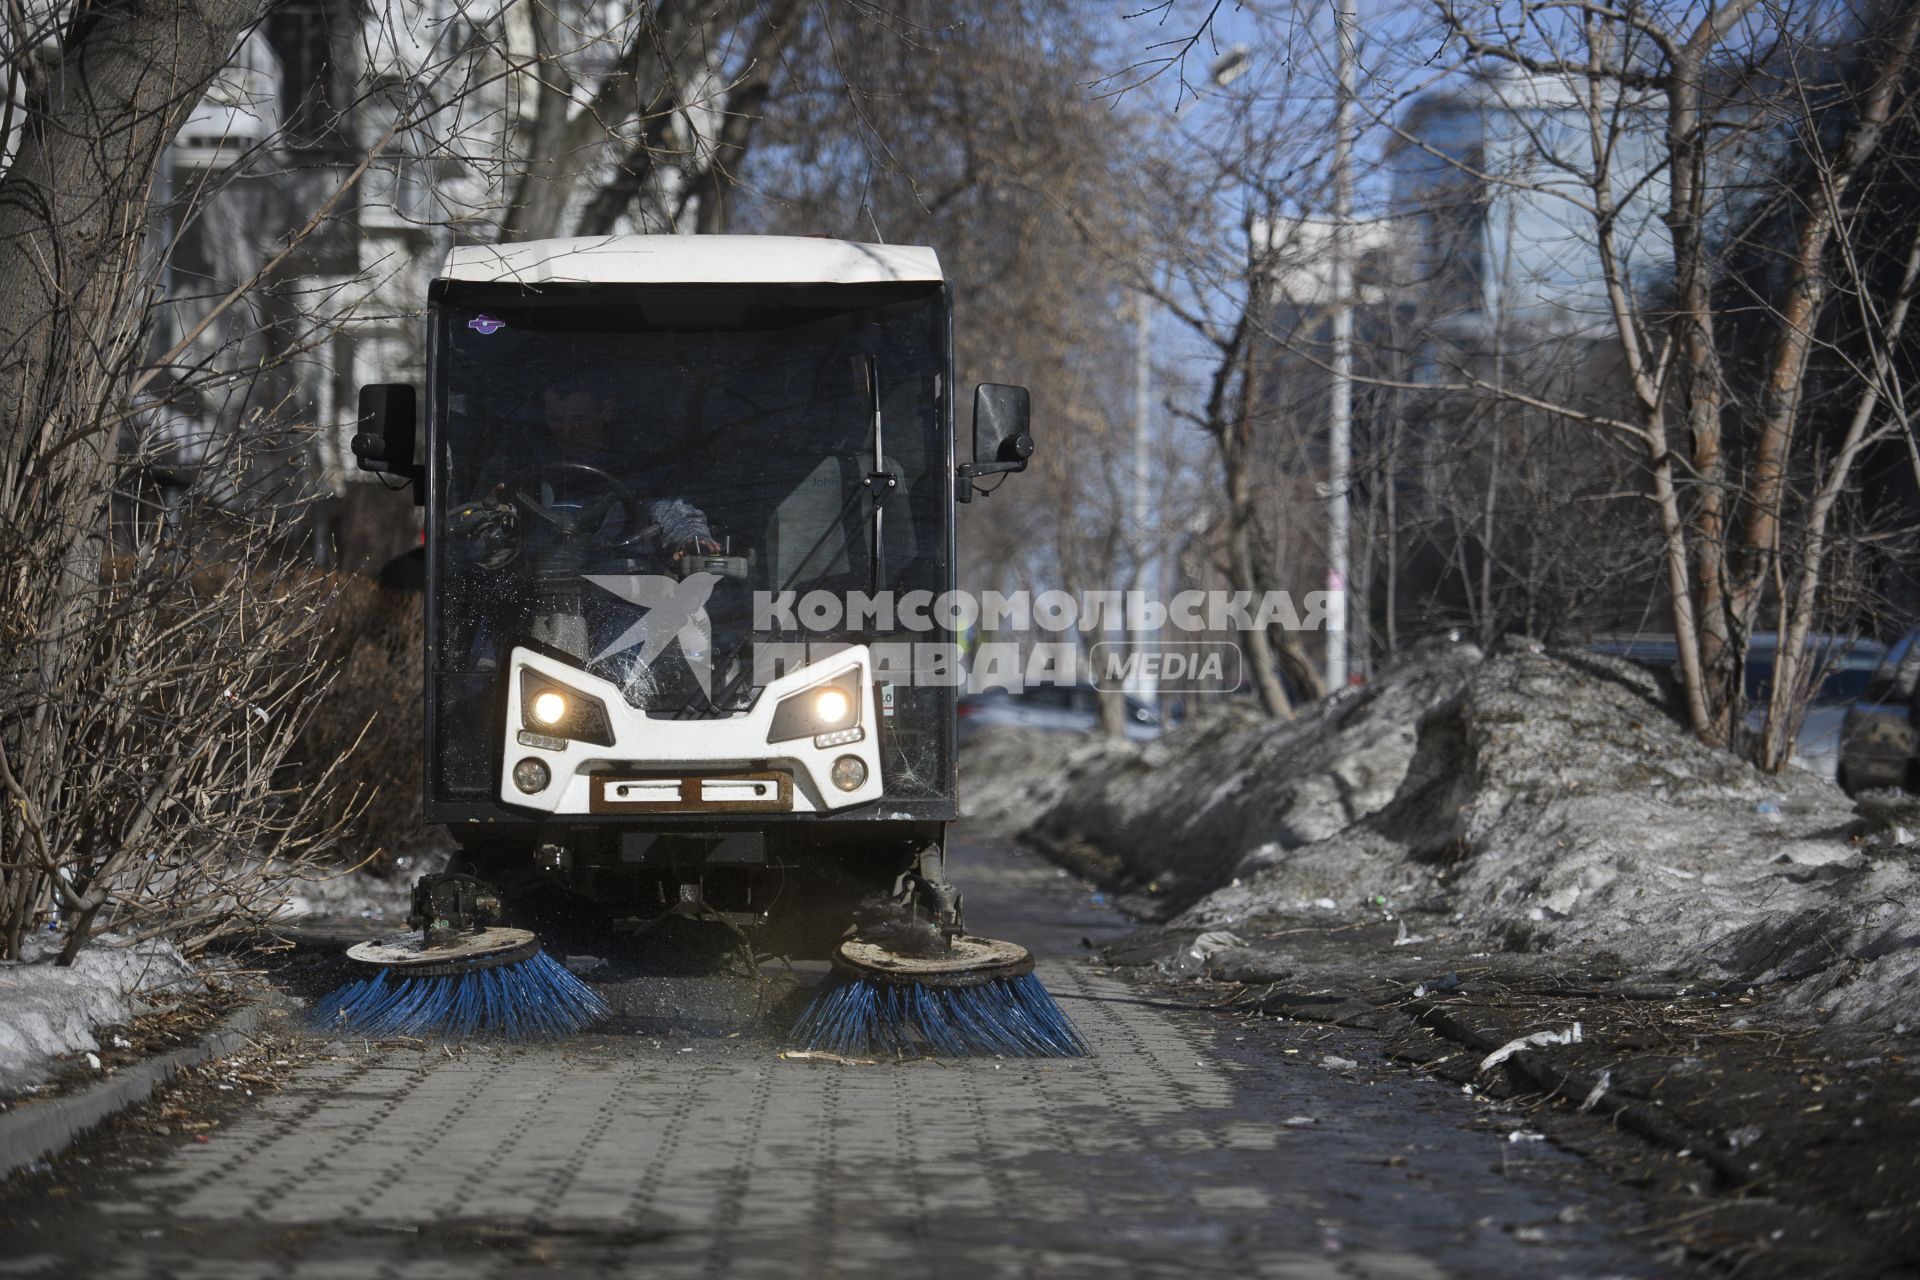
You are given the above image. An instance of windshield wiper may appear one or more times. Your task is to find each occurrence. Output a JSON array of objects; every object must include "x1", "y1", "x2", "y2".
[{"x1": 865, "y1": 354, "x2": 893, "y2": 596}]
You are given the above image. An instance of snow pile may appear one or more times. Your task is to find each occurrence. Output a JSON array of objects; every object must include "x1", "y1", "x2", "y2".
[
  {"x1": 959, "y1": 725, "x2": 1136, "y2": 835},
  {"x1": 1183, "y1": 640, "x2": 1886, "y2": 976},
  {"x1": 979, "y1": 637, "x2": 1483, "y2": 915},
  {"x1": 0, "y1": 935, "x2": 201, "y2": 1091},
  {"x1": 272, "y1": 847, "x2": 443, "y2": 927},
  {"x1": 970, "y1": 636, "x2": 1920, "y2": 1030}
]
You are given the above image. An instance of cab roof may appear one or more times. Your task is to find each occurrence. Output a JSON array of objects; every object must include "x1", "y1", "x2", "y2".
[{"x1": 440, "y1": 235, "x2": 943, "y2": 287}]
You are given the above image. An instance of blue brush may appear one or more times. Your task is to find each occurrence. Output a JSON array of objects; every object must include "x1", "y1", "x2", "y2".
[
  {"x1": 313, "y1": 928, "x2": 610, "y2": 1039},
  {"x1": 789, "y1": 936, "x2": 1088, "y2": 1059}
]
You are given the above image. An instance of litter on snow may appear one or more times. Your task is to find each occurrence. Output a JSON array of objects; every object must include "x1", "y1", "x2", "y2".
[{"x1": 1479, "y1": 1024, "x2": 1582, "y2": 1075}]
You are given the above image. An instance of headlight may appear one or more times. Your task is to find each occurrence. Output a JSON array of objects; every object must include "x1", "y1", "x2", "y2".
[
  {"x1": 519, "y1": 669, "x2": 614, "y2": 746},
  {"x1": 766, "y1": 669, "x2": 863, "y2": 744},
  {"x1": 813, "y1": 688, "x2": 851, "y2": 725}
]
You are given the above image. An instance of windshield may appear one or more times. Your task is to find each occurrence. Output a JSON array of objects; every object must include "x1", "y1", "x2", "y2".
[{"x1": 427, "y1": 282, "x2": 950, "y2": 801}]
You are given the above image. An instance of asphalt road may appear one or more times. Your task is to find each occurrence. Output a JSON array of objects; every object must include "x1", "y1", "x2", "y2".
[{"x1": 2, "y1": 837, "x2": 1680, "y2": 1278}]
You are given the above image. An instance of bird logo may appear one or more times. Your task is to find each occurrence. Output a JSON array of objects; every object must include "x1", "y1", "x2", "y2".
[{"x1": 583, "y1": 573, "x2": 721, "y2": 696}]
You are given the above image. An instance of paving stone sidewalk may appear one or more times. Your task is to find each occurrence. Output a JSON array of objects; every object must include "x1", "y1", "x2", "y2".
[{"x1": 2, "y1": 843, "x2": 1678, "y2": 1279}]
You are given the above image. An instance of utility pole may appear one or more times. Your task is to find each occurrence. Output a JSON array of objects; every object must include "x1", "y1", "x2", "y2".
[
  {"x1": 1134, "y1": 293, "x2": 1151, "y2": 537},
  {"x1": 1131, "y1": 288, "x2": 1155, "y2": 704},
  {"x1": 1325, "y1": 0, "x2": 1356, "y2": 690}
]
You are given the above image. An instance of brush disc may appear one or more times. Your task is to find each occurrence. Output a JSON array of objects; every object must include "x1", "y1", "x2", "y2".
[
  {"x1": 346, "y1": 927, "x2": 539, "y2": 978},
  {"x1": 831, "y1": 935, "x2": 1034, "y2": 989}
]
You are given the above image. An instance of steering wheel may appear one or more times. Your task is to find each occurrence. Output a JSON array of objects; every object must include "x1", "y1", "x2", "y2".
[{"x1": 509, "y1": 461, "x2": 641, "y2": 547}]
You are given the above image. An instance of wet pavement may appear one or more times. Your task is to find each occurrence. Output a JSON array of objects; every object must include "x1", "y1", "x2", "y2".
[{"x1": 0, "y1": 837, "x2": 1684, "y2": 1278}]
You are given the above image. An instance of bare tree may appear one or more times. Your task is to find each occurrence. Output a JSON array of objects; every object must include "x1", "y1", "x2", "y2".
[
  {"x1": 1120, "y1": 0, "x2": 1920, "y2": 761},
  {"x1": 0, "y1": 403, "x2": 355, "y2": 961},
  {"x1": 1419, "y1": 0, "x2": 1920, "y2": 759}
]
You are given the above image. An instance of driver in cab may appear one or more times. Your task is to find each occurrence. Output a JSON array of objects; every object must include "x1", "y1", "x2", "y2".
[
  {"x1": 450, "y1": 380, "x2": 719, "y2": 575},
  {"x1": 445, "y1": 378, "x2": 726, "y2": 699}
]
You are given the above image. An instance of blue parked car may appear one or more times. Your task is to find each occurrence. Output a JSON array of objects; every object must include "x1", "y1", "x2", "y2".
[
  {"x1": 1588, "y1": 631, "x2": 1886, "y2": 783},
  {"x1": 955, "y1": 685, "x2": 1162, "y2": 747}
]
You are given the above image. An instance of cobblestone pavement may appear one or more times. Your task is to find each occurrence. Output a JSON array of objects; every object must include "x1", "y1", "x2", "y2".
[{"x1": 3, "y1": 839, "x2": 1679, "y2": 1278}]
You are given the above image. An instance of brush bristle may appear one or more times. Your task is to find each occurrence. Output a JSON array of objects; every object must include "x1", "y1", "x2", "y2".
[
  {"x1": 312, "y1": 948, "x2": 610, "y2": 1039},
  {"x1": 790, "y1": 973, "x2": 1088, "y2": 1059}
]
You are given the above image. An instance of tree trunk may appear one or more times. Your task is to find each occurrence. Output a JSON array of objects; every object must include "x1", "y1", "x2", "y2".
[
  {"x1": 0, "y1": 0, "x2": 266, "y2": 463},
  {"x1": 1222, "y1": 403, "x2": 1298, "y2": 716},
  {"x1": 1664, "y1": 35, "x2": 1739, "y2": 744},
  {"x1": 687, "y1": 0, "x2": 800, "y2": 234},
  {"x1": 498, "y1": 0, "x2": 585, "y2": 240},
  {"x1": 1728, "y1": 0, "x2": 1920, "y2": 649},
  {"x1": 0, "y1": 0, "x2": 269, "y2": 859},
  {"x1": 1760, "y1": 220, "x2": 1920, "y2": 770},
  {"x1": 501, "y1": 0, "x2": 717, "y2": 241}
]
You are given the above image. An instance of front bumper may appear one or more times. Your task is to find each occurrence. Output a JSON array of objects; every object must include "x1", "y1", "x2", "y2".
[{"x1": 498, "y1": 646, "x2": 884, "y2": 815}]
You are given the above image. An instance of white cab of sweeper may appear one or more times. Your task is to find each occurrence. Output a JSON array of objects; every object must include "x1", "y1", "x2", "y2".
[
  {"x1": 439, "y1": 235, "x2": 944, "y2": 287},
  {"x1": 433, "y1": 237, "x2": 938, "y2": 818}
]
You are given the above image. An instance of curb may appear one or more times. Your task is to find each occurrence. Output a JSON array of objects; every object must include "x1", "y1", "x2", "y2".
[{"x1": 0, "y1": 993, "x2": 291, "y2": 1181}]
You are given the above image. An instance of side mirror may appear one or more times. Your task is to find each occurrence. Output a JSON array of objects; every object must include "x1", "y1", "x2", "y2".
[
  {"x1": 351, "y1": 384, "x2": 423, "y2": 498},
  {"x1": 957, "y1": 383, "x2": 1033, "y2": 501}
]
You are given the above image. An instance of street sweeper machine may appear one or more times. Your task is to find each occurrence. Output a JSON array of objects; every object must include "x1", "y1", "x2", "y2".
[{"x1": 335, "y1": 235, "x2": 1083, "y2": 1055}]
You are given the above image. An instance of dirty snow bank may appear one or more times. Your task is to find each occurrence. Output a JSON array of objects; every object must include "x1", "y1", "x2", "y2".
[
  {"x1": 959, "y1": 726, "x2": 1137, "y2": 838},
  {"x1": 969, "y1": 637, "x2": 1486, "y2": 915},
  {"x1": 0, "y1": 935, "x2": 202, "y2": 1091},
  {"x1": 966, "y1": 637, "x2": 1920, "y2": 1030},
  {"x1": 0, "y1": 846, "x2": 448, "y2": 1093},
  {"x1": 272, "y1": 847, "x2": 444, "y2": 929}
]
